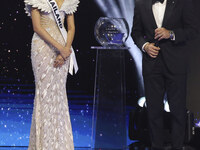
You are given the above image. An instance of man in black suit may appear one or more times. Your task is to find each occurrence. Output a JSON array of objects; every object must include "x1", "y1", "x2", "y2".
[{"x1": 131, "y1": 0, "x2": 197, "y2": 149}]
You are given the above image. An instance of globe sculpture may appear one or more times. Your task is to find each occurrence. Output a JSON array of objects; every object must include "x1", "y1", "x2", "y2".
[{"x1": 94, "y1": 17, "x2": 129, "y2": 47}]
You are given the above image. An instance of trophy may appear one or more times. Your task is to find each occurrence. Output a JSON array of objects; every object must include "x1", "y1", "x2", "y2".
[{"x1": 94, "y1": 17, "x2": 129, "y2": 47}]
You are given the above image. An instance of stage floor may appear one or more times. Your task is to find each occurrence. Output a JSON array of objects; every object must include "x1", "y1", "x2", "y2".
[
  {"x1": 0, "y1": 147, "x2": 92, "y2": 150},
  {"x1": 0, "y1": 83, "x2": 133, "y2": 148},
  {"x1": 0, "y1": 146, "x2": 197, "y2": 150},
  {"x1": 1, "y1": 84, "x2": 199, "y2": 150},
  {"x1": 0, "y1": 83, "x2": 94, "y2": 148}
]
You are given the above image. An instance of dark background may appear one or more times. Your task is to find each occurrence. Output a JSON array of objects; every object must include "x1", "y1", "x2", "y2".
[{"x1": 186, "y1": 0, "x2": 200, "y2": 117}]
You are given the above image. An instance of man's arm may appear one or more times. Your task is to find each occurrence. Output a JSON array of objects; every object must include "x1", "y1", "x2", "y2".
[
  {"x1": 131, "y1": 0, "x2": 160, "y2": 58},
  {"x1": 173, "y1": 0, "x2": 198, "y2": 44},
  {"x1": 131, "y1": 0, "x2": 147, "y2": 50}
]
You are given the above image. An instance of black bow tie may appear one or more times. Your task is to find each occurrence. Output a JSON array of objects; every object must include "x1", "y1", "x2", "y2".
[{"x1": 152, "y1": 0, "x2": 164, "y2": 4}]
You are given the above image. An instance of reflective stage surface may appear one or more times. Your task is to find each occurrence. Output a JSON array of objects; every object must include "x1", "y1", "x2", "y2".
[
  {"x1": 0, "y1": 84, "x2": 93, "y2": 148},
  {"x1": 0, "y1": 83, "x2": 199, "y2": 150},
  {"x1": 0, "y1": 83, "x2": 133, "y2": 149}
]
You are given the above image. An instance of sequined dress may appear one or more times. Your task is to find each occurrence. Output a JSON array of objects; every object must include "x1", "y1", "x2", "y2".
[{"x1": 24, "y1": 0, "x2": 79, "y2": 149}]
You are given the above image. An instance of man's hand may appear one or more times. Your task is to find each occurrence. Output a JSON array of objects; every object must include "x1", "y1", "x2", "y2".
[
  {"x1": 155, "y1": 27, "x2": 170, "y2": 41},
  {"x1": 54, "y1": 54, "x2": 65, "y2": 68},
  {"x1": 144, "y1": 43, "x2": 160, "y2": 58}
]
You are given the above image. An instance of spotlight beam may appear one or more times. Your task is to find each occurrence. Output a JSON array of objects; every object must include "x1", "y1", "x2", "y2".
[{"x1": 94, "y1": 0, "x2": 144, "y2": 95}]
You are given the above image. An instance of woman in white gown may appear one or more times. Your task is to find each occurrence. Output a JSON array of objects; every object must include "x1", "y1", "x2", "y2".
[{"x1": 24, "y1": 0, "x2": 79, "y2": 149}]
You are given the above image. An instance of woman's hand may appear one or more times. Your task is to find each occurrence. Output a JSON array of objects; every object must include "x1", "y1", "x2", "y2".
[
  {"x1": 60, "y1": 47, "x2": 72, "y2": 60},
  {"x1": 54, "y1": 54, "x2": 65, "y2": 68}
]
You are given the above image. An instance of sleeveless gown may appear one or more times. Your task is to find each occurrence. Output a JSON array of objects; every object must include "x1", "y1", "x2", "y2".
[{"x1": 28, "y1": 9, "x2": 74, "y2": 150}]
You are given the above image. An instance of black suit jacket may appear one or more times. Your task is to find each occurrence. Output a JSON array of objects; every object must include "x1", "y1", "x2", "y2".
[{"x1": 131, "y1": 0, "x2": 198, "y2": 75}]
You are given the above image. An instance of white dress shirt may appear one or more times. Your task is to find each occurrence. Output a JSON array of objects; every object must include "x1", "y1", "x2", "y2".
[
  {"x1": 152, "y1": 0, "x2": 167, "y2": 28},
  {"x1": 142, "y1": 0, "x2": 168, "y2": 51}
]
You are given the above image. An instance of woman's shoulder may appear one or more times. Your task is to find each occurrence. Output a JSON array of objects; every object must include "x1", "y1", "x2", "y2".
[
  {"x1": 24, "y1": 0, "x2": 80, "y2": 17},
  {"x1": 24, "y1": 0, "x2": 51, "y2": 17},
  {"x1": 61, "y1": 0, "x2": 80, "y2": 15}
]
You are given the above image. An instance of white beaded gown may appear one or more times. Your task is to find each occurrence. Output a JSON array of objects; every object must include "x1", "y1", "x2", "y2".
[{"x1": 24, "y1": 0, "x2": 79, "y2": 149}]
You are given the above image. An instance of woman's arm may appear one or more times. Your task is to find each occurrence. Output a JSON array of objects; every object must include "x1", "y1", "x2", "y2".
[
  {"x1": 31, "y1": 8, "x2": 64, "y2": 53},
  {"x1": 64, "y1": 14, "x2": 75, "y2": 51},
  {"x1": 54, "y1": 13, "x2": 75, "y2": 61},
  {"x1": 54, "y1": 14, "x2": 76, "y2": 68}
]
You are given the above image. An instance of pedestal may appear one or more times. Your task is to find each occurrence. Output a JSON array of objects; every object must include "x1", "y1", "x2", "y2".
[{"x1": 91, "y1": 46, "x2": 129, "y2": 149}]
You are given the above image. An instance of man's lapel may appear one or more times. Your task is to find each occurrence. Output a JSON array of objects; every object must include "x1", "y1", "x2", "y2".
[
  {"x1": 162, "y1": 0, "x2": 177, "y2": 27},
  {"x1": 146, "y1": 0, "x2": 157, "y2": 29}
]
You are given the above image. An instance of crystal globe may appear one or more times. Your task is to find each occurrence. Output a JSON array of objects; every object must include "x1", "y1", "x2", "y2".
[{"x1": 94, "y1": 17, "x2": 129, "y2": 47}]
